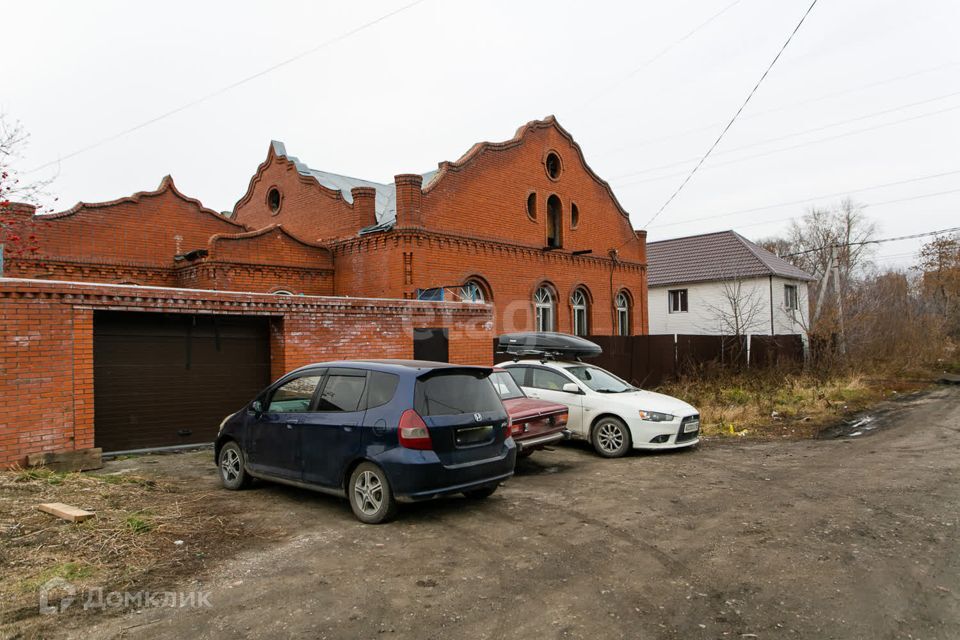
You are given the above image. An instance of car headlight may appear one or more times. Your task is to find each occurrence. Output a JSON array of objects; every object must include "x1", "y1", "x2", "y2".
[{"x1": 638, "y1": 410, "x2": 674, "y2": 422}]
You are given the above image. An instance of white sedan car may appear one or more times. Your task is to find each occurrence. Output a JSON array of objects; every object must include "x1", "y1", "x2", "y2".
[{"x1": 500, "y1": 360, "x2": 700, "y2": 457}]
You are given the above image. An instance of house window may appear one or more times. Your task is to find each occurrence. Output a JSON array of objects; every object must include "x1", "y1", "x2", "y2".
[
  {"x1": 546, "y1": 195, "x2": 562, "y2": 248},
  {"x1": 267, "y1": 187, "x2": 282, "y2": 214},
  {"x1": 571, "y1": 288, "x2": 589, "y2": 337},
  {"x1": 461, "y1": 281, "x2": 485, "y2": 303},
  {"x1": 616, "y1": 291, "x2": 630, "y2": 336},
  {"x1": 571, "y1": 202, "x2": 580, "y2": 229},
  {"x1": 668, "y1": 289, "x2": 688, "y2": 313},
  {"x1": 534, "y1": 286, "x2": 555, "y2": 331},
  {"x1": 526, "y1": 192, "x2": 537, "y2": 220},
  {"x1": 784, "y1": 284, "x2": 799, "y2": 311},
  {"x1": 545, "y1": 152, "x2": 562, "y2": 180}
]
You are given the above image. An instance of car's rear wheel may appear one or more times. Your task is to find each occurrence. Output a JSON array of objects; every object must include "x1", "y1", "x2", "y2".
[
  {"x1": 218, "y1": 441, "x2": 251, "y2": 490},
  {"x1": 591, "y1": 417, "x2": 631, "y2": 458},
  {"x1": 463, "y1": 485, "x2": 498, "y2": 500},
  {"x1": 348, "y1": 463, "x2": 397, "y2": 524}
]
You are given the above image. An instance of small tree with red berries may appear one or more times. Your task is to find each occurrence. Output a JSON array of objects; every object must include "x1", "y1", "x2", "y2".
[{"x1": 1, "y1": 114, "x2": 56, "y2": 269}]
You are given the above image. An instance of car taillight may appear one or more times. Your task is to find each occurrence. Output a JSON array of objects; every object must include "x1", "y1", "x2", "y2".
[
  {"x1": 553, "y1": 411, "x2": 569, "y2": 428},
  {"x1": 509, "y1": 417, "x2": 522, "y2": 436},
  {"x1": 398, "y1": 409, "x2": 432, "y2": 450}
]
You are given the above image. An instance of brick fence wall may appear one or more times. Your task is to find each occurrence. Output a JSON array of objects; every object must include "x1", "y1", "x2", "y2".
[{"x1": 0, "y1": 278, "x2": 494, "y2": 468}]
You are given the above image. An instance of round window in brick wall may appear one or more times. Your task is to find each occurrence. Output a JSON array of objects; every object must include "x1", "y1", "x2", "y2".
[
  {"x1": 545, "y1": 152, "x2": 562, "y2": 180},
  {"x1": 267, "y1": 187, "x2": 282, "y2": 214}
]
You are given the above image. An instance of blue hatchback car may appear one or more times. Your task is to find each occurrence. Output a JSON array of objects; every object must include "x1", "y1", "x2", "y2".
[{"x1": 215, "y1": 360, "x2": 517, "y2": 523}]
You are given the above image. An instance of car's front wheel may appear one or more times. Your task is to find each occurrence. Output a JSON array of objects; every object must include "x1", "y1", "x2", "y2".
[
  {"x1": 591, "y1": 417, "x2": 632, "y2": 458},
  {"x1": 348, "y1": 463, "x2": 398, "y2": 524},
  {"x1": 218, "y1": 441, "x2": 251, "y2": 490}
]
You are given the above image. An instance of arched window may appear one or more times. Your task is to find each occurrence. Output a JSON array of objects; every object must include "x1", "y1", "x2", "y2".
[
  {"x1": 526, "y1": 192, "x2": 537, "y2": 220},
  {"x1": 571, "y1": 288, "x2": 589, "y2": 337},
  {"x1": 616, "y1": 291, "x2": 631, "y2": 336},
  {"x1": 571, "y1": 202, "x2": 580, "y2": 229},
  {"x1": 546, "y1": 195, "x2": 562, "y2": 248},
  {"x1": 273, "y1": 290, "x2": 294, "y2": 295},
  {"x1": 461, "y1": 281, "x2": 485, "y2": 303},
  {"x1": 534, "y1": 286, "x2": 555, "y2": 332}
]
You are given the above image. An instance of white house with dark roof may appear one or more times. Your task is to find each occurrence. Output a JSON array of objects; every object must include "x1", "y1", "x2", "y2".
[{"x1": 646, "y1": 230, "x2": 817, "y2": 338}]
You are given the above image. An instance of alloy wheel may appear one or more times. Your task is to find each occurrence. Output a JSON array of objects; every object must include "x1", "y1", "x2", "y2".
[
  {"x1": 354, "y1": 470, "x2": 384, "y2": 516},
  {"x1": 596, "y1": 422, "x2": 625, "y2": 454},
  {"x1": 221, "y1": 448, "x2": 241, "y2": 483}
]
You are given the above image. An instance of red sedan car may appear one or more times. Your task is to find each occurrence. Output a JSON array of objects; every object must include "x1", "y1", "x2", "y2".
[{"x1": 491, "y1": 369, "x2": 570, "y2": 459}]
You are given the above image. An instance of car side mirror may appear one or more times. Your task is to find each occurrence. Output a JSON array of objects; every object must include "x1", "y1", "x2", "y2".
[
  {"x1": 250, "y1": 400, "x2": 263, "y2": 416},
  {"x1": 562, "y1": 382, "x2": 581, "y2": 394}
]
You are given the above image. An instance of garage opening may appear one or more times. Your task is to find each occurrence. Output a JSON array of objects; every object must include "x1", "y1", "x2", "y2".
[
  {"x1": 413, "y1": 327, "x2": 449, "y2": 363},
  {"x1": 93, "y1": 312, "x2": 271, "y2": 452}
]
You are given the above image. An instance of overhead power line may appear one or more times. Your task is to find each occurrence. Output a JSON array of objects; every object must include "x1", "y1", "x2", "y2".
[
  {"x1": 575, "y1": 0, "x2": 742, "y2": 111},
  {"x1": 26, "y1": 0, "x2": 427, "y2": 174},
  {"x1": 724, "y1": 187, "x2": 960, "y2": 232},
  {"x1": 613, "y1": 89, "x2": 960, "y2": 181},
  {"x1": 618, "y1": 101, "x2": 960, "y2": 189},
  {"x1": 597, "y1": 61, "x2": 960, "y2": 156},
  {"x1": 710, "y1": 188, "x2": 959, "y2": 231},
  {"x1": 649, "y1": 169, "x2": 960, "y2": 229},
  {"x1": 644, "y1": 0, "x2": 820, "y2": 228},
  {"x1": 781, "y1": 226, "x2": 960, "y2": 257}
]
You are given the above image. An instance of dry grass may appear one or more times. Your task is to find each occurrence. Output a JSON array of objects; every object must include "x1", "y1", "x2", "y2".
[
  {"x1": 659, "y1": 369, "x2": 929, "y2": 440},
  {"x1": 0, "y1": 459, "x2": 244, "y2": 628}
]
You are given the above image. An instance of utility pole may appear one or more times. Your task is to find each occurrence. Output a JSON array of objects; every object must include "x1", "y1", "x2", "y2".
[
  {"x1": 812, "y1": 245, "x2": 834, "y2": 326},
  {"x1": 833, "y1": 249, "x2": 847, "y2": 356}
]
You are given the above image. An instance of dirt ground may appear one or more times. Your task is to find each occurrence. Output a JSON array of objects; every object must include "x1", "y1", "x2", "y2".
[{"x1": 3, "y1": 386, "x2": 959, "y2": 640}]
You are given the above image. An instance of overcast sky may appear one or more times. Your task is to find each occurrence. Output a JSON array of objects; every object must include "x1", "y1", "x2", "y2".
[{"x1": 6, "y1": 0, "x2": 959, "y2": 268}]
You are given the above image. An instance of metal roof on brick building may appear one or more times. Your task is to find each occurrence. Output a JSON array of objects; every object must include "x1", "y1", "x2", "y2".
[
  {"x1": 270, "y1": 141, "x2": 436, "y2": 226},
  {"x1": 646, "y1": 230, "x2": 816, "y2": 287}
]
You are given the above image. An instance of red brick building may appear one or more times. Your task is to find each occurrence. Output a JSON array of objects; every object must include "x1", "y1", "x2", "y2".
[
  {"x1": 232, "y1": 116, "x2": 648, "y2": 336},
  {"x1": 0, "y1": 116, "x2": 647, "y2": 465}
]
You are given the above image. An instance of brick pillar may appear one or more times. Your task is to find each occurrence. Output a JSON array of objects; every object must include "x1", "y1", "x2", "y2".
[
  {"x1": 633, "y1": 228, "x2": 648, "y2": 262},
  {"x1": 2, "y1": 202, "x2": 38, "y2": 220},
  {"x1": 394, "y1": 174, "x2": 423, "y2": 228},
  {"x1": 350, "y1": 186, "x2": 377, "y2": 229}
]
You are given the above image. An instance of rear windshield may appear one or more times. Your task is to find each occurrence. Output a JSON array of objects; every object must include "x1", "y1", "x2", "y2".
[
  {"x1": 415, "y1": 371, "x2": 503, "y2": 417},
  {"x1": 490, "y1": 371, "x2": 525, "y2": 401}
]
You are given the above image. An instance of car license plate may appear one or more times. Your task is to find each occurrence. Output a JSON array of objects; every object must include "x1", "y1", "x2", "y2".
[
  {"x1": 455, "y1": 425, "x2": 494, "y2": 446},
  {"x1": 683, "y1": 421, "x2": 700, "y2": 433}
]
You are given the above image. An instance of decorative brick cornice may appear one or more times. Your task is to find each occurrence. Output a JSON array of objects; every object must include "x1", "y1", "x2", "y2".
[
  {"x1": 330, "y1": 228, "x2": 646, "y2": 272},
  {"x1": 233, "y1": 142, "x2": 360, "y2": 213},
  {"x1": 425, "y1": 116, "x2": 631, "y2": 221},
  {"x1": 0, "y1": 278, "x2": 492, "y2": 316},
  {"x1": 42, "y1": 175, "x2": 245, "y2": 228},
  {"x1": 5, "y1": 258, "x2": 176, "y2": 280},
  {"x1": 208, "y1": 223, "x2": 331, "y2": 251}
]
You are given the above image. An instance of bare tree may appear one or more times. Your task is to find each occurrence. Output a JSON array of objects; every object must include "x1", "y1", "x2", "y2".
[
  {"x1": 754, "y1": 236, "x2": 795, "y2": 258},
  {"x1": 759, "y1": 200, "x2": 877, "y2": 341},
  {"x1": 708, "y1": 277, "x2": 767, "y2": 337},
  {"x1": 1, "y1": 114, "x2": 56, "y2": 263},
  {"x1": 916, "y1": 232, "x2": 960, "y2": 336}
]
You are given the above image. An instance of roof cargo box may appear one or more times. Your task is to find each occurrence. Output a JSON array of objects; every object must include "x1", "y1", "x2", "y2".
[{"x1": 497, "y1": 332, "x2": 602, "y2": 360}]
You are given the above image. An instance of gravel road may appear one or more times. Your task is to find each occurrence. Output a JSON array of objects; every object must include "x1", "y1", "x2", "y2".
[{"x1": 70, "y1": 386, "x2": 960, "y2": 639}]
